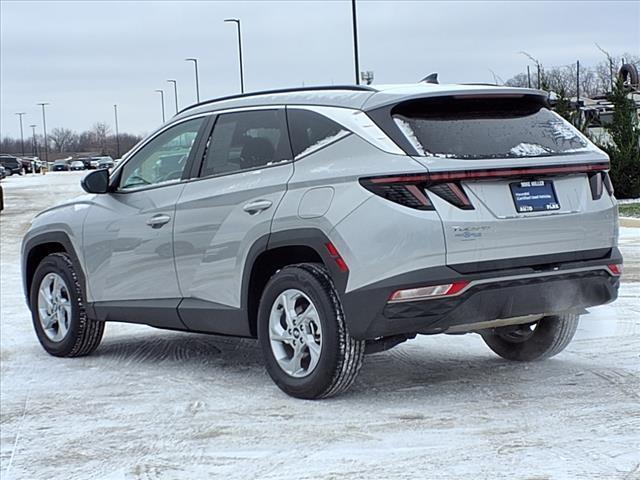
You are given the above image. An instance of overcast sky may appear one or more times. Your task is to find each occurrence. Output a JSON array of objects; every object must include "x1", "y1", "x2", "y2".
[{"x1": 1, "y1": 0, "x2": 638, "y2": 138}]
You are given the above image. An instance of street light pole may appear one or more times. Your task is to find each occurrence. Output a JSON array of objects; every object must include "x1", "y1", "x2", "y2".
[
  {"x1": 155, "y1": 89, "x2": 166, "y2": 122},
  {"x1": 351, "y1": 0, "x2": 360, "y2": 85},
  {"x1": 224, "y1": 19, "x2": 245, "y2": 93},
  {"x1": 167, "y1": 79, "x2": 179, "y2": 113},
  {"x1": 113, "y1": 104, "x2": 121, "y2": 158},
  {"x1": 15, "y1": 112, "x2": 26, "y2": 156},
  {"x1": 37, "y1": 102, "x2": 50, "y2": 162},
  {"x1": 29, "y1": 124, "x2": 38, "y2": 157},
  {"x1": 185, "y1": 58, "x2": 200, "y2": 103}
]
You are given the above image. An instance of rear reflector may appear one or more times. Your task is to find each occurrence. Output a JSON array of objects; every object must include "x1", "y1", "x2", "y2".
[
  {"x1": 389, "y1": 281, "x2": 470, "y2": 302},
  {"x1": 325, "y1": 242, "x2": 349, "y2": 273},
  {"x1": 607, "y1": 264, "x2": 623, "y2": 276}
]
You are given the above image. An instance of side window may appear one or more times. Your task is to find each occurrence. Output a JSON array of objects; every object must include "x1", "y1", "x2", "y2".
[
  {"x1": 200, "y1": 110, "x2": 291, "y2": 178},
  {"x1": 119, "y1": 117, "x2": 204, "y2": 190},
  {"x1": 287, "y1": 109, "x2": 348, "y2": 158}
]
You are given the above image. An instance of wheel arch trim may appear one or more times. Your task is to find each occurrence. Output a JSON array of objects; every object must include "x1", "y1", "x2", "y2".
[{"x1": 22, "y1": 231, "x2": 86, "y2": 308}]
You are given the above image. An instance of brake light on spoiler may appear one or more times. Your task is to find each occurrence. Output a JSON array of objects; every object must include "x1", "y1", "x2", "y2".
[{"x1": 360, "y1": 162, "x2": 611, "y2": 210}]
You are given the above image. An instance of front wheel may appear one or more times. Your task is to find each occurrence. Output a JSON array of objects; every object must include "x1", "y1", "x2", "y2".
[
  {"x1": 481, "y1": 313, "x2": 579, "y2": 362},
  {"x1": 30, "y1": 253, "x2": 104, "y2": 357},
  {"x1": 258, "y1": 264, "x2": 365, "y2": 399}
]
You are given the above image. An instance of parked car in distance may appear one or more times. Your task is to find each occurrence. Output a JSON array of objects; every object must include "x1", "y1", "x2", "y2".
[
  {"x1": 52, "y1": 160, "x2": 70, "y2": 171},
  {"x1": 76, "y1": 157, "x2": 92, "y2": 169},
  {"x1": 0, "y1": 165, "x2": 6, "y2": 179},
  {"x1": 97, "y1": 158, "x2": 114, "y2": 170},
  {"x1": 19, "y1": 157, "x2": 42, "y2": 174},
  {"x1": 21, "y1": 83, "x2": 622, "y2": 399},
  {"x1": 0, "y1": 154, "x2": 23, "y2": 175},
  {"x1": 70, "y1": 161, "x2": 85, "y2": 171}
]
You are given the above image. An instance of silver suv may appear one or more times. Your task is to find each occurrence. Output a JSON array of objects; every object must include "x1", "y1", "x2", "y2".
[{"x1": 22, "y1": 84, "x2": 622, "y2": 399}]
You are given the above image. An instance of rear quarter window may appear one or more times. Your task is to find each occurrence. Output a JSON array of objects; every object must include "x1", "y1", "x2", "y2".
[{"x1": 286, "y1": 109, "x2": 349, "y2": 158}]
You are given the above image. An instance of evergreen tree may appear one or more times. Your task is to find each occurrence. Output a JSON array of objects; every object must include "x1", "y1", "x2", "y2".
[{"x1": 599, "y1": 79, "x2": 640, "y2": 198}]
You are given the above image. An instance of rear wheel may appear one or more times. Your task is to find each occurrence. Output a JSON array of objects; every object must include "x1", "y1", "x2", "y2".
[
  {"x1": 258, "y1": 263, "x2": 365, "y2": 399},
  {"x1": 481, "y1": 313, "x2": 579, "y2": 361},
  {"x1": 30, "y1": 253, "x2": 104, "y2": 357}
]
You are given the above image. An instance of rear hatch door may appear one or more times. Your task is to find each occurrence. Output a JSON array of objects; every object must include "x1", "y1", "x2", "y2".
[{"x1": 389, "y1": 93, "x2": 616, "y2": 267}]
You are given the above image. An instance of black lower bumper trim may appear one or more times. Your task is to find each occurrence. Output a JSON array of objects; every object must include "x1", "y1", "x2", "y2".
[{"x1": 341, "y1": 248, "x2": 622, "y2": 340}]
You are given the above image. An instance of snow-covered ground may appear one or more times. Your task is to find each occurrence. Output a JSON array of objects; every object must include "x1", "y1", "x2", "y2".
[{"x1": 1, "y1": 172, "x2": 639, "y2": 480}]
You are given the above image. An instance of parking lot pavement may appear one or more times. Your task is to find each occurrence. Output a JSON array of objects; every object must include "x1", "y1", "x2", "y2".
[{"x1": 1, "y1": 172, "x2": 639, "y2": 480}]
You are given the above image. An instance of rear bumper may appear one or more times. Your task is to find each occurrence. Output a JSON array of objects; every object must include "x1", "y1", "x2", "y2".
[{"x1": 341, "y1": 248, "x2": 622, "y2": 340}]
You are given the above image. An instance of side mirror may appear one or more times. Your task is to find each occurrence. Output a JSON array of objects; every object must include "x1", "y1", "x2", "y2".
[{"x1": 81, "y1": 169, "x2": 110, "y2": 194}]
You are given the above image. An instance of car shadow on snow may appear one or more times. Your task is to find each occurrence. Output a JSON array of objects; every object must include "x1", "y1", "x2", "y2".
[{"x1": 91, "y1": 330, "x2": 595, "y2": 398}]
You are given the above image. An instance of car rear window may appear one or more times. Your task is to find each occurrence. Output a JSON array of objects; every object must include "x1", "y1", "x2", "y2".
[{"x1": 392, "y1": 95, "x2": 591, "y2": 159}]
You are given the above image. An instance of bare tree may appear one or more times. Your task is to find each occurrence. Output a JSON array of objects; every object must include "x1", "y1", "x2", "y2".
[
  {"x1": 505, "y1": 72, "x2": 529, "y2": 88},
  {"x1": 49, "y1": 127, "x2": 77, "y2": 153},
  {"x1": 92, "y1": 122, "x2": 112, "y2": 155}
]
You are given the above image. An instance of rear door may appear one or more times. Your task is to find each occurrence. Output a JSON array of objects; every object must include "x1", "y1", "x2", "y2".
[
  {"x1": 389, "y1": 94, "x2": 617, "y2": 266},
  {"x1": 173, "y1": 108, "x2": 294, "y2": 334}
]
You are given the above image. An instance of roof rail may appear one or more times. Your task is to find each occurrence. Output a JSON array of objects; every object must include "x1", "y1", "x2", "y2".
[{"x1": 176, "y1": 84, "x2": 377, "y2": 115}]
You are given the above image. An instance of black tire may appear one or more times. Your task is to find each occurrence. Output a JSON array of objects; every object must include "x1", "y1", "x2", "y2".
[
  {"x1": 258, "y1": 263, "x2": 365, "y2": 399},
  {"x1": 481, "y1": 313, "x2": 579, "y2": 362},
  {"x1": 30, "y1": 253, "x2": 104, "y2": 357}
]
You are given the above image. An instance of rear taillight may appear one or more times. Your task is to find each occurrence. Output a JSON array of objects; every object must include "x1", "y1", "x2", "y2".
[
  {"x1": 427, "y1": 182, "x2": 473, "y2": 210},
  {"x1": 388, "y1": 281, "x2": 470, "y2": 302},
  {"x1": 589, "y1": 172, "x2": 604, "y2": 200},
  {"x1": 589, "y1": 171, "x2": 614, "y2": 199},
  {"x1": 360, "y1": 163, "x2": 611, "y2": 211},
  {"x1": 603, "y1": 172, "x2": 614, "y2": 195},
  {"x1": 359, "y1": 178, "x2": 435, "y2": 210}
]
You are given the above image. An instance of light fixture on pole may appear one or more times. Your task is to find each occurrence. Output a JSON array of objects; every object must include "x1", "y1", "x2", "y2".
[
  {"x1": 36, "y1": 102, "x2": 50, "y2": 162},
  {"x1": 15, "y1": 112, "x2": 26, "y2": 156},
  {"x1": 167, "y1": 79, "x2": 179, "y2": 113},
  {"x1": 360, "y1": 71, "x2": 374, "y2": 85},
  {"x1": 224, "y1": 18, "x2": 245, "y2": 93},
  {"x1": 185, "y1": 58, "x2": 200, "y2": 102},
  {"x1": 155, "y1": 89, "x2": 166, "y2": 123}
]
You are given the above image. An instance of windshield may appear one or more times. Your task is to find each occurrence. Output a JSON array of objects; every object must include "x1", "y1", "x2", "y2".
[{"x1": 392, "y1": 96, "x2": 592, "y2": 159}]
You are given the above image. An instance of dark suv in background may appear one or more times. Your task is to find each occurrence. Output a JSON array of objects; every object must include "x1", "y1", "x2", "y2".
[{"x1": 0, "y1": 155, "x2": 23, "y2": 175}]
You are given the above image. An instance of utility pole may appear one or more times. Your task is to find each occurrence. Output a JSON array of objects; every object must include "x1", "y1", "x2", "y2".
[
  {"x1": 224, "y1": 19, "x2": 245, "y2": 93},
  {"x1": 527, "y1": 65, "x2": 531, "y2": 88},
  {"x1": 155, "y1": 89, "x2": 166, "y2": 122},
  {"x1": 351, "y1": 0, "x2": 360, "y2": 85},
  {"x1": 185, "y1": 58, "x2": 200, "y2": 102},
  {"x1": 15, "y1": 112, "x2": 26, "y2": 156},
  {"x1": 167, "y1": 79, "x2": 179, "y2": 113},
  {"x1": 113, "y1": 104, "x2": 121, "y2": 158},
  {"x1": 37, "y1": 103, "x2": 50, "y2": 162}
]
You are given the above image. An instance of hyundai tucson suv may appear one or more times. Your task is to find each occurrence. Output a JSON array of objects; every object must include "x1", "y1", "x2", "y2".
[{"x1": 21, "y1": 84, "x2": 622, "y2": 399}]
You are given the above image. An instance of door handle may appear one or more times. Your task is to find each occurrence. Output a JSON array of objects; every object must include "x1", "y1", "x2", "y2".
[
  {"x1": 146, "y1": 214, "x2": 171, "y2": 229},
  {"x1": 243, "y1": 200, "x2": 273, "y2": 215}
]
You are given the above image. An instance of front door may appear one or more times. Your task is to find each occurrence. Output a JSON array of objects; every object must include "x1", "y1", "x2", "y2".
[{"x1": 83, "y1": 117, "x2": 207, "y2": 324}]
